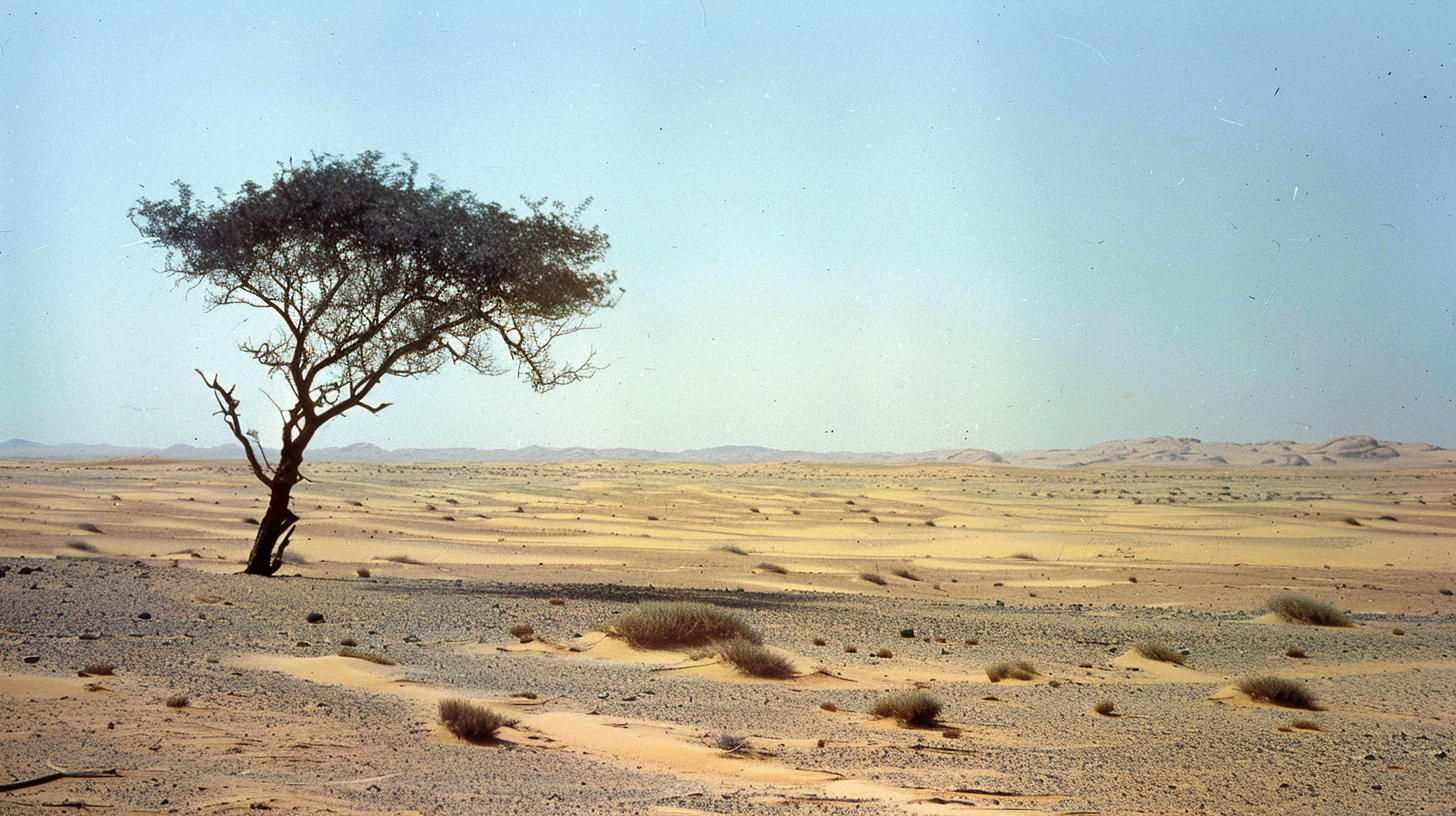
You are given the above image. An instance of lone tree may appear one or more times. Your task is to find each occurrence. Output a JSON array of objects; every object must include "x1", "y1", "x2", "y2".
[{"x1": 131, "y1": 152, "x2": 615, "y2": 575}]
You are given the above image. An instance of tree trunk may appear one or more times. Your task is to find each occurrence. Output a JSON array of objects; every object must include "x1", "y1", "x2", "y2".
[{"x1": 243, "y1": 450, "x2": 304, "y2": 576}]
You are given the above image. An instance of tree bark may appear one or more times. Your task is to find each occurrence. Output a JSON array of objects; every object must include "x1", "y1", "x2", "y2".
[{"x1": 243, "y1": 448, "x2": 304, "y2": 576}]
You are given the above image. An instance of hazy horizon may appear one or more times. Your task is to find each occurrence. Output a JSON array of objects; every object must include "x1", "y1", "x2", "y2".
[{"x1": 5, "y1": 3, "x2": 1453, "y2": 453}]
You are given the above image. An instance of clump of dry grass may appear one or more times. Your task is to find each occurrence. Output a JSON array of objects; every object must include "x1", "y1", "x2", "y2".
[
  {"x1": 1134, "y1": 641, "x2": 1187, "y2": 665},
  {"x1": 509, "y1": 624, "x2": 534, "y2": 641},
  {"x1": 964, "y1": 638, "x2": 979, "y2": 646},
  {"x1": 1009, "y1": 552, "x2": 1038, "y2": 561},
  {"x1": 843, "y1": 645, "x2": 858, "y2": 653},
  {"x1": 80, "y1": 663, "x2": 114, "y2": 676},
  {"x1": 819, "y1": 701, "x2": 838, "y2": 712},
  {"x1": 860, "y1": 572, "x2": 887, "y2": 586},
  {"x1": 164, "y1": 695, "x2": 189, "y2": 708},
  {"x1": 1238, "y1": 676, "x2": 1322, "y2": 710},
  {"x1": 713, "y1": 731, "x2": 749, "y2": 751},
  {"x1": 1285, "y1": 647, "x2": 1308, "y2": 659},
  {"x1": 986, "y1": 660, "x2": 1037, "y2": 682},
  {"x1": 1094, "y1": 700, "x2": 1116, "y2": 716},
  {"x1": 356, "y1": 567, "x2": 371, "y2": 577},
  {"x1": 811, "y1": 637, "x2": 827, "y2": 646},
  {"x1": 1391, "y1": 628, "x2": 1406, "y2": 636},
  {"x1": 379, "y1": 554, "x2": 424, "y2": 565},
  {"x1": 869, "y1": 690, "x2": 942, "y2": 727},
  {"x1": 1268, "y1": 595, "x2": 1352, "y2": 627},
  {"x1": 549, "y1": 597, "x2": 567, "y2": 606},
  {"x1": 1290, "y1": 719, "x2": 1321, "y2": 731},
  {"x1": 874, "y1": 648, "x2": 894, "y2": 659},
  {"x1": 439, "y1": 698, "x2": 516, "y2": 742},
  {"x1": 340, "y1": 637, "x2": 357, "y2": 647},
  {"x1": 890, "y1": 568, "x2": 921, "y2": 581},
  {"x1": 602, "y1": 602, "x2": 760, "y2": 650},
  {"x1": 338, "y1": 646, "x2": 395, "y2": 665},
  {"x1": 716, "y1": 638, "x2": 796, "y2": 679},
  {"x1": 716, "y1": 544, "x2": 749, "y2": 556},
  {"x1": 65, "y1": 541, "x2": 97, "y2": 552},
  {"x1": 756, "y1": 562, "x2": 788, "y2": 574},
  {"x1": 78, "y1": 523, "x2": 104, "y2": 534}
]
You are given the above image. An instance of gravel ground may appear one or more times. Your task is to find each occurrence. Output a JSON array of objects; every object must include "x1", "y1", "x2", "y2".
[{"x1": 3, "y1": 554, "x2": 1454, "y2": 815}]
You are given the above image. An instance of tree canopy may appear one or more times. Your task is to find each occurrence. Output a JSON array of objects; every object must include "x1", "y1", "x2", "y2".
[{"x1": 131, "y1": 151, "x2": 615, "y2": 574}]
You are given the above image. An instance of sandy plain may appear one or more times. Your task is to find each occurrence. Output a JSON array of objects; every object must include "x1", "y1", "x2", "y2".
[{"x1": 0, "y1": 457, "x2": 1453, "y2": 815}]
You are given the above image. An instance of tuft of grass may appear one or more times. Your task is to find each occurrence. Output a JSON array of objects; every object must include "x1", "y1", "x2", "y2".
[
  {"x1": 964, "y1": 638, "x2": 979, "y2": 646},
  {"x1": 65, "y1": 540, "x2": 97, "y2": 552},
  {"x1": 509, "y1": 624, "x2": 534, "y2": 641},
  {"x1": 716, "y1": 544, "x2": 749, "y2": 556},
  {"x1": 890, "y1": 568, "x2": 921, "y2": 582},
  {"x1": 439, "y1": 698, "x2": 516, "y2": 742},
  {"x1": 338, "y1": 646, "x2": 396, "y2": 665},
  {"x1": 716, "y1": 638, "x2": 797, "y2": 679},
  {"x1": 379, "y1": 554, "x2": 424, "y2": 565},
  {"x1": 1267, "y1": 595, "x2": 1353, "y2": 627},
  {"x1": 80, "y1": 663, "x2": 114, "y2": 676},
  {"x1": 1290, "y1": 719, "x2": 1321, "y2": 731},
  {"x1": 340, "y1": 637, "x2": 357, "y2": 647},
  {"x1": 843, "y1": 645, "x2": 858, "y2": 653},
  {"x1": 940, "y1": 727, "x2": 961, "y2": 739},
  {"x1": 1009, "y1": 552, "x2": 1038, "y2": 561},
  {"x1": 819, "y1": 701, "x2": 838, "y2": 712},
  {"x1": 1128, "y1": 576, "x2": 1138, "y2": 583},
  {"x1": 164, "y1": 695, "x2": 189, "y2": 708},
  {"x1": 355, "y1": 567, "x2": 371, "y2": 578},
  {"x1": 1342, "y1": 516, "x2": 1362, "y2": 526},
  {"x1": 756, "y1": 562, "x2": 788, "y2": 574},
  {"x1": 986, "y1": 660, "x2": 1037, "y2": 682},
  {"x1": 78, "y1": 523, "x2": 104, "y2": 534},
  {"x1": 874, "y1": 648, "x2": 894, "y2": 659},
  {"x1": 549, "y1": 597, "x2": 567, "y2": 606},
  {"x1": 859, "y1": 572, "x2": 887, "y2": 586},
  {"x1": 1285, "y1": 647, "x2": 1308, "y2": 659},
  {"x1": 242, "y1": 517, "x2": 260, "y2": 525},
  {"x1": 602, "y1": 602, "x2": 761, "y2": 650},
  {"x1": 811, "y1": 637, "x2": 827, "y2": 646},
  {"x1": 713, "y1": 731, "x2": 749, "y2": 751},
  {"x1": 1439, "y1": 588, "x2": 1454, "y2": 596},
  {"x1": 1094, "y1": 700, "x2": 1116, "y2": 716},
  {"x1": 869, "y1": 690, "x2": 942, "y2": 727},
  {"x1": 1134, "y1": 641, "x2": 1187, "y2": 665},
  {"x1": 1238, "y1": 676, "x2": 1322, "y2": 710},
  {"x1": 1391, "y1": 628, "x2": 1405, "y2": 636}
]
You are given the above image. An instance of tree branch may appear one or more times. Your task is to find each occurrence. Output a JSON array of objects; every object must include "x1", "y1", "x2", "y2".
[{"x1": 195, "y1": 369, "x2": 274, "y2": 488}]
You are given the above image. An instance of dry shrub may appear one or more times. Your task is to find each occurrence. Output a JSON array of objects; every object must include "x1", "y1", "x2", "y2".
[
  {"x1": 986, "y1": 660, "x2": 1037, "y2": 682},
  {"x1": 1290, "y1": 719, "x2": 1321, "y2": 731},
  {"x1": 811, "y1": 637, "x2": 827, "y2": 646},
  {"x1": 356, "y1": 567, "x2": 371, "y2": 577},
  {"x1": 338, "y1": 646, "x2": 396, "y2": 665},
  {"x1": 549, "y1": 597, "x2": 567, "y2": 606},
  {"x1": 164, "y1": 695, "x2": 189, "y2": 708},
  {"x1": 603, "y1": 602, "x2": 760, "y2": 650},
  {"x1": 890, "y1": 568, "x2": 920, "y2": 581},
  {"x1": 940, "y1": 727, "x2": 962, "y2": 739},
  {"x1": 860, "y1": 572, "x2": 887, "y2": 586},
  {"x1": 716, "y1": 638, "x2": 796, "y2": 679},
  {"x1": 1285, "y1": 647, "x2": 1308, "y2": 659},
  {"x1": 965, "y1": 638, "x2": 979, "y2": 646},
  {"x1": 843, "y1": 645, "x2": 858, "y2": 653},
  {"x1": 1238, "y1": 676, "x2": 1322, "y2": 710},
  {"x1": 80, "y1": 663, "x2": 114, "y2": 676},
  {"x1": 78, "y1": 523, "x2": 104, "y2": 534},
  {"x1": 717, "y1": 544, "x2": 748, "y2": 556},
  {"x1": 65, "y1": 541, "x2": 97, "y2": 552},
  {"x1": 819, "y1": 701, "x2": 838, "y2": 712},
  {"x1": 439, "y1": 698, "x2": 516, "y2": 742},
  {"x1": 1391, "y1": 628, "x2": 1406, "y2": 636},
  {"x1": 875, "y1": 648, "x2": 894, "y2": 659},
  {"x1": 379, "y1": 554, "x2": 424, "y2": 565},
  {"x1": 869, "y1": 690, "x2": 942, "y2": 726},
  {"x1": 756, "y1": 562, "x2": 788, "y2": 574},
  {"x1": 340, "y1": 637, "x2": 357, "y2": 647},
  {"x1": 509, "y1": 624, "x2": 535, "y2": 641},
  {"x1": 1267, "y1": 595, "x2": 1352, "y2": 627},
  {"x1": 1094, "y1": 700, "x2": 1116, "y2": 716},
  {"x1": 1009, "y1": 552, "x2": 1038, "y2": 561},
  {"x1": 714, "y1": 732, "x2": 749, "y2": 751},
  {"x1": 1135, "y1": 641, "x2": 1186, "y2": 665}
]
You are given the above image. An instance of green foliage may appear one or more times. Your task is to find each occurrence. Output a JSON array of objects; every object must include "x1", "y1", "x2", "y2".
[
  {"x1": 602, "y1": 602, "x2": 761, "y2": 650},
  {"x1": 1267, "y1": 595, "x2": 1353, "y2": 627},
  {"x1": 869, "y1": 690, "x2": 942, "y2": 726}
]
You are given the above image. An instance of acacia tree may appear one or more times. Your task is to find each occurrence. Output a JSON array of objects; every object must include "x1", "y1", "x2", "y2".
[{"x1": 131, "y1": 152, "x2": 615, "y2": 575}]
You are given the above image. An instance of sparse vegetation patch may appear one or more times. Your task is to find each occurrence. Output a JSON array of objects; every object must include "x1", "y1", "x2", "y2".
[
  {"x1": 1267, "y1": 595, "x2": 1352, "y2": 627},
  {"x1": 716, "y1": 638, "x2": 796, "y2": 679},
  {"x1": 439, "y1": 698, "x2": 516, "y2": 742},
  {"x1": 869, "y1": 690, "x2": 942, "y2": 727},
  {"x1": 338, "y1": 646, "x2": 396, "y2": 665},
  {"x1": 890, "y1": 568, "x2": 920, "y2": 581},
  {"x1": 1238, "y1": 676, "x2": 1322, "y2": 710},
  {"x1": 756, "y1": 562, "x2": 788, "y2": 574},
  {"x1": 986, "y1": 660, "x2": 1037, "y2": 682},
  {"x1": 1134, "y1": 641, "x2": 1186, "y2": 665},
  {"x1": 859, "y1": 572, "x2": 887, "y2": 586},
  {"x1": 602, "y1": 602, "x2": 760, "y2": 650}
]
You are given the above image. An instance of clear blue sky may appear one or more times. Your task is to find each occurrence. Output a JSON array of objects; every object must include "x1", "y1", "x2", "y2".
[{"x1": 3, "y1": 2, "x2": 1453, "y2": 453}]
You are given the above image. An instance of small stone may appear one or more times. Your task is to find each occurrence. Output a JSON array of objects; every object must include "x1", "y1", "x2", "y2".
[
  {"x1": 305, "y1": 612, "x2": 325, "y2": 624},
  {"x1": 403, "y1": 634, "x2": 420, "y2": 643},
  {"x1": 22, "y1": 655, "x2": 39, "y2": 664},
  {"x1": 899, "y1": 628, "x2": 915, "y2": 638},
  {"x1": 137, "y1": 612, "x2": 152, "y2": 620},
  {"x1": 597, "y1": 691, "x2": 610, "y2": 699}
]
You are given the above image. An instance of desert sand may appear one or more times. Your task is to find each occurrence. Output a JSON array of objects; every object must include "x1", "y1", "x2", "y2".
[{"x1": 1, "y1": 457, "x2": 1453, "y2": 814}]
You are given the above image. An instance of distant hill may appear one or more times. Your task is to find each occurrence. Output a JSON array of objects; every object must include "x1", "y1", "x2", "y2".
[{"x1": 3, "y1": 435, "x2": 1450, "y2": 469}]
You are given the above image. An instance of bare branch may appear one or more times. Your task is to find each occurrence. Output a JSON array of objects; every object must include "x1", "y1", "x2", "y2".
[{"x1": 195, "y1": 369, "x2": 273, "y2": 488}]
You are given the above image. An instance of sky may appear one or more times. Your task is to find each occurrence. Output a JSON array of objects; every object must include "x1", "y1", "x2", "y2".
[{"x1": 2, "y1": 1, "x2": 1453, "y2": 454}]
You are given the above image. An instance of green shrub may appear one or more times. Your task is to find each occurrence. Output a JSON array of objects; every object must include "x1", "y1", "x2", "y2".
[
  {"x1": 602, "y1": 602, "x2": 761, "y2": 650},
  {"x1": 1267, "y1": 595, "x2": 1352, "y2": 627},
  {"x1": 1238, "y1": 676, "x2": 1322, "y2": 710},
  {"x1": 869, "y1": 690, "x2": 942, "y2": 726},
  {"x1": 1134, "y1": 641, "x2": 1186, "y2": 665},
  {"x1": 716, "y1": 638, "x2": 796, "y2": 679},
  {"x1": 439, "y1": 698, "x2": 517, "y2": 742}
]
